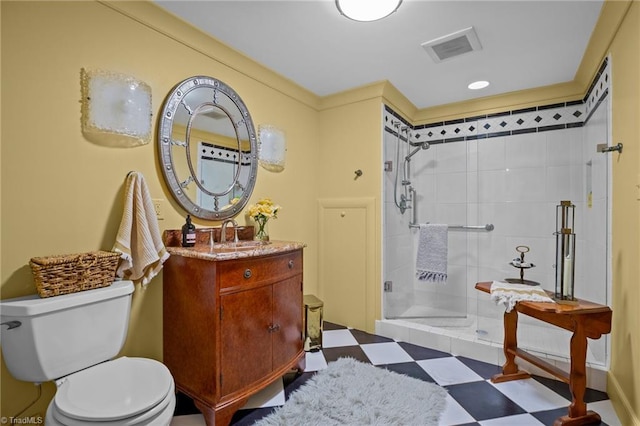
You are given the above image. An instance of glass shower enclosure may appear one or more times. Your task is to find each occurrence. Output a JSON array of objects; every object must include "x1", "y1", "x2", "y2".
[
  {"x1": 382, "y1": 81, "x2": 611, "y2": 368},
  {"x1": 383, "y1": 118, "x2": 479, "y2": 328}
]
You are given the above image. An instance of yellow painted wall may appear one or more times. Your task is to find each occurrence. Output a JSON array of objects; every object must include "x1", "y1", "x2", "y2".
[
  {"x1": 606, "y1": 2, "x2": 640, "y2": 424},
  {"x1": 0, "y1": 0, "x2": 320, "y2": 417},
  {"x1": 317, "y1": 96, "x2": 383, "y2": 333}
]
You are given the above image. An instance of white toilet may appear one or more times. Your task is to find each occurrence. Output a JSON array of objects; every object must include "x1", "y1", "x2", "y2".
[{"x1": 0, "y1": 280, "x2": 175, "y2": 425}]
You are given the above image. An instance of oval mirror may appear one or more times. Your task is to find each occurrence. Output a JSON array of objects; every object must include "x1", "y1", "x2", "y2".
[{"x1": 158, "y1": 76, "x2": 258, "y2": 220}]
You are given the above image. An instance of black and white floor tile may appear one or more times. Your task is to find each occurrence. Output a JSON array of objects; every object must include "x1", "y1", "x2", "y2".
[{"x1": 171, "y1": 322, "x2": 621, "y2": 425}]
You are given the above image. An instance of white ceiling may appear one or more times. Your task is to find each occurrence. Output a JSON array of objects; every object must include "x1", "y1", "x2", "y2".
[{"x1": 153, "y1": 0, "x2": 604, "y2": 109}]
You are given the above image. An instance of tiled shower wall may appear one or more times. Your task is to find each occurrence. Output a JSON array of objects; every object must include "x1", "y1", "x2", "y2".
[{"x1": 382, "y1": 58, "x2": 610, "y2": 362}]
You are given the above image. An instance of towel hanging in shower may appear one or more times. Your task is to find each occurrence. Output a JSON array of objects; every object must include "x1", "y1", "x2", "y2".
[{"x1": 416, "y1": 224, "x2": 448, "y2": 283}]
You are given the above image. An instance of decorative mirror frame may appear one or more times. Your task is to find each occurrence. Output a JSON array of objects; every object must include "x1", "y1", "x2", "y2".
[{"x1": 158, "y1": 76, "x2": 258, "y2": 220}]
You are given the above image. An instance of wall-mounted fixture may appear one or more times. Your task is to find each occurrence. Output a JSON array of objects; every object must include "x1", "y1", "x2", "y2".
[
  {"x1": 258, "y1": 125, "x2": 286, "y2": 172},
  {"x1": 81, "y1": 68, "x2": 152, "y2": 147},
  {"x1": 597, "y1": 142, "x2": 623, "y2": 153},
  {"x1": 336, "y1": 0, "x2": 402, "y2": 22}
]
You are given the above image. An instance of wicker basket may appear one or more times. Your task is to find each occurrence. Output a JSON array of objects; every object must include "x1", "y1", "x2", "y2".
[{"x1": 29, "y1": 251, "x2": 121, "y2": 298}]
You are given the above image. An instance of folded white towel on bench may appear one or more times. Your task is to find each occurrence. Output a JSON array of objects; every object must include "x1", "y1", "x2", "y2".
[{"x1": 490, "y1": 281, "x2": 554, "y2": 312}]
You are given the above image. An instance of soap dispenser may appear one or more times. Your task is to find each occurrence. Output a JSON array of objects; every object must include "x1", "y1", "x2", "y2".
[{"x1": 182, "y1": 215, "x2": 196, "y2": 247}]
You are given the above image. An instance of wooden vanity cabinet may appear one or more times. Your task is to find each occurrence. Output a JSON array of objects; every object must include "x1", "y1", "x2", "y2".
[{"x1": 163, "y1": 248, "x2": 305, "y2": 425}]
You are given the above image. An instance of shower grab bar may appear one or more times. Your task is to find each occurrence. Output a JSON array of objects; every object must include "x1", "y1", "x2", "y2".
[{"x1": 409, "y1": 223, "x2": 494, "y2": 231}]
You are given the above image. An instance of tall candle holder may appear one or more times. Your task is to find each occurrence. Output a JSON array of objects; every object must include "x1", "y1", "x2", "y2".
[{"x1": 554, "y1": 201, "x2": 577, "y2": 304}]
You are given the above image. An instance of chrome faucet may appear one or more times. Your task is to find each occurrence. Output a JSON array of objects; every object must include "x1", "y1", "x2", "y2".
[{"x1": 220, "y1": 219, "x2": 239, "y2": 243}]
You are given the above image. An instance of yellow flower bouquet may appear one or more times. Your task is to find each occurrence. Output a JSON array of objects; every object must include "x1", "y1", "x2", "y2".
[{"x1": 247, "y1": 198, "x2": 281, "y2": 241}]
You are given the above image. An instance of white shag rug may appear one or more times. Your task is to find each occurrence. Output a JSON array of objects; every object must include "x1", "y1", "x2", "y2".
[{"x1": 255, "y1": 357, "x2": 448, "y2": 426}]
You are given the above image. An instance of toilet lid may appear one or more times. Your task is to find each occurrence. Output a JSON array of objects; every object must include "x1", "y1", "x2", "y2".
[{"x1": 54, "y1": 357, "x2": 173, "y2": 422}]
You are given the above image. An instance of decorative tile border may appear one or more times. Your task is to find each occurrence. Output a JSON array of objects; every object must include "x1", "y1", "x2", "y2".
[
  {"x1": 384, "y1": 56, "x2": 610, "y2": 144},
  {"x1": 200, "y1": 142, "x2": 252, "y2": 166},
  {"x1": 584, "y1": 56, "x2": 610, "y2": 122}
]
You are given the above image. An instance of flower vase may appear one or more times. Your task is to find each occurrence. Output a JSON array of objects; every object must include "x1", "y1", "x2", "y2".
[{"x1": 255, "y1": 219, "x2": 269, "y2": 242}]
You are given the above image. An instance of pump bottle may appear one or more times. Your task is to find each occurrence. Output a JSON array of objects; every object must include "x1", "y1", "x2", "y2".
[{"x1": 182, "y1": 215, "x2": 196, "y2": 247}]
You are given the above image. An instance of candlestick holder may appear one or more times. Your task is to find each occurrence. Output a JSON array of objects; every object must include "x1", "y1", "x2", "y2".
[{"x1": 554, "y1": 201, "x2": 578, "y2": 304}]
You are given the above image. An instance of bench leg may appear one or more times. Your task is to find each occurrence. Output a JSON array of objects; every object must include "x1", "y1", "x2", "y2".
[{"x1": 492, "y1": 309, "x2": 531, "y2": 383}]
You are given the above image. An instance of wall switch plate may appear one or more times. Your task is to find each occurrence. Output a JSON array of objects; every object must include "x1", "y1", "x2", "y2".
[{"x1": 152, "y1": 199, "x2": 165, "y2": 220}]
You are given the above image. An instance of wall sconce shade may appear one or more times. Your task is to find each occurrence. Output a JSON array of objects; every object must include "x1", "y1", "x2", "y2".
[
  {"x1": 258, "y1": 125, "x2": 286, "y2": 173},
  {"x1": 336, "y1": 0, "x2": 402, "y2": 22},
  {"x1": 81, "y1": 68, "x2": 152, "y2": 147}
]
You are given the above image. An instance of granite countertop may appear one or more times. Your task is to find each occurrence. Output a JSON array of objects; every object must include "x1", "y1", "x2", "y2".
[{"x1": 166, "y1": 240, "x2": 306, "y2": 261}]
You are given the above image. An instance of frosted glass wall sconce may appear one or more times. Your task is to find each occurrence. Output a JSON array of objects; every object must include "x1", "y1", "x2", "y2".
[
  {"x1": 81, "y1": 68, "x2": 152, "y2": 147},
  {"x1": 258, "y1": 125, "x2": 286, "y2": 172}
]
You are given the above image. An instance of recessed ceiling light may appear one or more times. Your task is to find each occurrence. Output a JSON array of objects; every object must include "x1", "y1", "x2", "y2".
[
  {"x1": 336, "y1": 0, "x2": 402, "y2": 22},
  {"x1": 468, "y1": 80, "x2": 490, "y2": 90}
]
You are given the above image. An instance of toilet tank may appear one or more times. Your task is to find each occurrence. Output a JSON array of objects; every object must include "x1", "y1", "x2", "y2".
[{"x1": 0, "y1": 280, "x2": 134, "y2": 383}]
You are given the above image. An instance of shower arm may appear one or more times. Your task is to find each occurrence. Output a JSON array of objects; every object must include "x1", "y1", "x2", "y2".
[{"x1": 405, "y1": 141, "x2": 430, "y2": 162}]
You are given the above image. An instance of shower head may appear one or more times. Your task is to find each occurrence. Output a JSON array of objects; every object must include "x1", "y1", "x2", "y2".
[{"x1": 405, "y1": 142, "x2": 430, "y2": 161}]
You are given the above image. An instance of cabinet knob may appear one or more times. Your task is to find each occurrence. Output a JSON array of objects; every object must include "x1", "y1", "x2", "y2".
[
  {"x1": 288, "y1": 260, "x2": 294, "y2": 269},
  {"x1": 244, "y1": 269, "x2": 252, "y2": 279},
  {"x1": 268, "y1": 324, "x2": 281, "y2": 333}
]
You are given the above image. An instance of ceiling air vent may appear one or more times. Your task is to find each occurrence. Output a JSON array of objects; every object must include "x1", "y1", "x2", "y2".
[{"x1": 421, "y1": 27, "x2": 482, "y2": 63}]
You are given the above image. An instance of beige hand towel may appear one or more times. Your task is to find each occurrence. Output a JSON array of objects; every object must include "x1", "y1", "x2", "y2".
[
  {"x1": 113, "y1": 172, "x2": 169, "y2": 287},
  {"x1": 490, "y1": 281, "x2": 554, "y2": 313}
]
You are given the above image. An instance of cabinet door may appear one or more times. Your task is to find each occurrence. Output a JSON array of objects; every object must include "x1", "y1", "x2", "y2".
[
  {"x1": 272, "y1": 276, "x2": 303, "y2": 368},
  {"x1": 318, "y1": 200, "x2": 372, "y2": 331},
  {"x1": 220, "y1": 285, "x2": 273, "y2": 396}
]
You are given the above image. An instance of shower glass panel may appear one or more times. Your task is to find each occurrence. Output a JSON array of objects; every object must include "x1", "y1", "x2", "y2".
[
  {"x1": 383, "y1": 120, "x2": 477, "y2": 325},
  {"x1": 475, "y1": 97, "x2": 610, "y2": 367}
]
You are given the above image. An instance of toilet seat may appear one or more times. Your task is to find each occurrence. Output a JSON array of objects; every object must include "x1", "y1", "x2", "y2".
[{"x1": 49, "y1": 357, "x2": 174, "y2": 425}]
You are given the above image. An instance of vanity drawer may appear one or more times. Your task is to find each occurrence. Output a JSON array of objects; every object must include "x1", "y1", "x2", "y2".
[{"x1": 218, "y1": 250, "x2": 302, "y2": 290}]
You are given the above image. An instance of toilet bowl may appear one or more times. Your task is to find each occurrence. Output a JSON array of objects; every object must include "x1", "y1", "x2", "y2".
[
  {"x1": 0, "y1": 281, "x2": 176, "y2": 425},
  {"x1": 45, "y1": 357, "x2": 175, "y2": 426}
]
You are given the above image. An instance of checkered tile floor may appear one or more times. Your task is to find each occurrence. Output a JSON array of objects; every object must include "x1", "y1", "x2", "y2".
[{"x1": 171, "y1": 322, "x2": 621, "y2": 425}]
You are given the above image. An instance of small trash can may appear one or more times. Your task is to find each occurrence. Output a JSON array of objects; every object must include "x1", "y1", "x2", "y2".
[{"x1": 303, "y1": 294, "x2": 323, "y2": 352}]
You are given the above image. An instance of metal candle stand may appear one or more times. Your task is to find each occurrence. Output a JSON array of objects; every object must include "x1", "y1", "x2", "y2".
[
  {"x1": 555, "y1": 201, "x2": 577, "y2": 304},
  {"x1": 505, "y1": 245, "x2": 539, "y2": 286}
]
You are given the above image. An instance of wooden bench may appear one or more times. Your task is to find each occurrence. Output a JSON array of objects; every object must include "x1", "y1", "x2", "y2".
[{"x1": 475, "y1": 281, "x2": 612, "y2": 426}]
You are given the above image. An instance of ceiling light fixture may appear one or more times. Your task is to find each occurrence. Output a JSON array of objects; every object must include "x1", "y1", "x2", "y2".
[
  {"x1": 336, "y1": 0, "x2": 402, "y2": 22},
  {"x1": 468, "y1": 80, "x2": 490, "y2": 90}
]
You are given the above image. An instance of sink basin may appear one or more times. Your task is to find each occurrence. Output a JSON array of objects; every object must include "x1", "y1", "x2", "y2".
[{"x1": 211, "y1": 240, "x2": 271, "y2": 252}]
